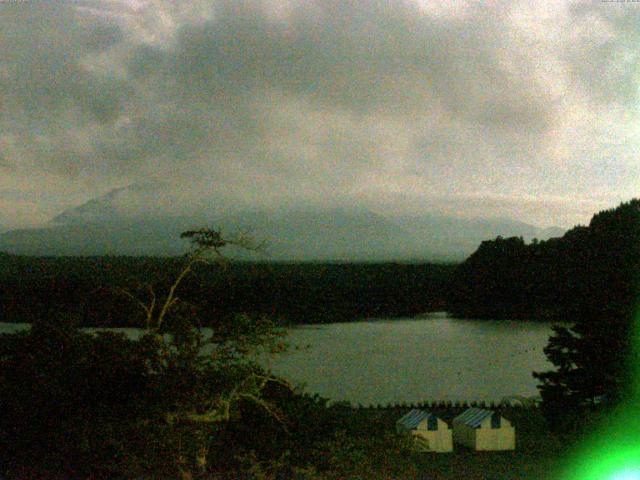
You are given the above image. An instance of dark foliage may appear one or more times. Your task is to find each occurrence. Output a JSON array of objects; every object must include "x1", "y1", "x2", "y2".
[
  {"x1": 0, "y1": 259, "x2": 454, "y2": 327},
  {"x1": 0, "y1": 229, "x2": 298, "y2": 479},
  {"x1": 0, "y1": 313, "x2": 424, "y2": 479},
  {"x1": 449, "y1": 199, "x2": 640, "y2": 427},
  {"x1": 448, "y1": 199, "x2": 639, "y2": 324},
  {"x1": 0, "y1": 316, "x2": 161, "y2": 478}
]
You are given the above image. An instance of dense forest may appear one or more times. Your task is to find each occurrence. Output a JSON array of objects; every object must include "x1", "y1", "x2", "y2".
[
  {"x1": 0, "y1": 256, "x2": 455, "y2": 327},
  {"x1": 449, "y1": 199, "x2": 639, "y2": 427},
  {"x1": 448, "y1": 199, "x2": 639, "y2": 324}
]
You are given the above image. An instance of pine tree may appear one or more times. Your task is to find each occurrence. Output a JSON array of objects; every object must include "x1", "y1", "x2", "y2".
[{"x1": 534, "y1": 200, "x2": 640, "y2": 429}]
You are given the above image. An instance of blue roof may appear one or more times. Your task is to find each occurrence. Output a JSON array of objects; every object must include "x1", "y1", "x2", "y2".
[
  {"x1": 454, "y1": 408, "x2": 495, "y2": 428},
  {"x1": 397, "y1": 409, "x2": 439, "y2": 430}
]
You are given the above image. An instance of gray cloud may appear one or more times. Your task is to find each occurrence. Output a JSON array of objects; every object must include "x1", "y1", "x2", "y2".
[
  {"x1": 0, "y1": 3, "x2": 124, "y2": 117},
  {"x1": 565, "y1": 2, "x2": 640, "y2": 106},
  {"x1": 0, "y1": 0, "x2": 637, "y2": 229}
]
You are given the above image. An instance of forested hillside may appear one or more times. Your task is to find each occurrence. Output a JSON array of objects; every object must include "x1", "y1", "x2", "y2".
[
  {"x1": 448, "y1": 199, "x2": 639, "y2": 323},
  {"x1": 0, "y1": 256, "x2": 454, "y2": 326}
]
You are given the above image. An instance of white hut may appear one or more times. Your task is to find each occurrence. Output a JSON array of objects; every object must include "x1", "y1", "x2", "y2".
[
  {"x1": 452, "y1": 407, "x2": 515, "y2": 451},
  {"x1": 396, "y1": 409, "x2": 453, "y2": 452}
]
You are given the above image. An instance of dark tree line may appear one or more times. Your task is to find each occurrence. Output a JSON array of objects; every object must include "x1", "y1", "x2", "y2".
[
  {"x1": 449, "y1": 199, "x2": 640, "y2": 426},
  {"x1": 449, "y1": 199, "x2": 639, "y2": 324},
  {"x1": 0, "y1": 258, "x2": 455, "y2": 327}
]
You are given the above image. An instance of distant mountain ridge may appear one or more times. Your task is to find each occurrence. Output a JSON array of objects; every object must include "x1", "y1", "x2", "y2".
[
  {"x1": 50, "y1": 187, "x2": 130, "y2": 226},
  {"x1": 0, "y1": 189, "x2": 564, "y2": 260}
]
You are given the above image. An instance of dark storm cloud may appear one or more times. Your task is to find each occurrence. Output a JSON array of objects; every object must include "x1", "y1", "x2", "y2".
[
  {"x1": 159, "y1": 0, "x2": 556, "y2": 130},
  {"x1": 0, "y1": 2, "x2": 124, "y2": 118},
  {"x1": 0, "y1": 1, "x2": 133, "y2": 178},
  {"x1": 0, "y1": 0, "x2": 637, "y2": 228}
]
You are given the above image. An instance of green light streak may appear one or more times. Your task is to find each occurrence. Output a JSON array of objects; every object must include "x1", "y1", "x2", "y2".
[{"x1": 559, "y1": 306, "x2": 640, "y2": 480}]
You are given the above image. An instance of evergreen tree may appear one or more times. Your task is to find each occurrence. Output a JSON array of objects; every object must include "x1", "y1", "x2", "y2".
[{"x1": 533, "y1": 199, "x2": 640, "y2": 427}]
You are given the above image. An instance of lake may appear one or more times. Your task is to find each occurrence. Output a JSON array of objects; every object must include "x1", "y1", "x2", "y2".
[
  {"x1": 267, "y1": 314, "x2": 559, "y2": 405},
  {"x1": 0, "y1": 314, "x2": 559, "y2": 405}
]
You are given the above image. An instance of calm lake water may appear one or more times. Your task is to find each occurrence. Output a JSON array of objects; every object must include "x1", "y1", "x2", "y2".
[
  {"x1": 0, "y1": 314, "x2": 559, "y2": 405},
  {"x1": 268, "y1": 314, "x2": 559, "y2": 405}
]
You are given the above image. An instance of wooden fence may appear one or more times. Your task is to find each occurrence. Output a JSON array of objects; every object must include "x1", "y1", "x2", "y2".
[{"x1": 347, "y1": 398, "x2": 540, "y2": 411}]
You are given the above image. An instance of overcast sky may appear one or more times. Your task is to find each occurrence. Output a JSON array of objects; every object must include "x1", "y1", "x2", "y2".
[{"x1": 0, "y1": 0, "x2": 638, "y2": 230}]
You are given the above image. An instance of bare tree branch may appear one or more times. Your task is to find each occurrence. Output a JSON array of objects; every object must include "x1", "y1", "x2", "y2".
[{"x1": 115, "y1": 286, "x2": 152, "y2": 318}]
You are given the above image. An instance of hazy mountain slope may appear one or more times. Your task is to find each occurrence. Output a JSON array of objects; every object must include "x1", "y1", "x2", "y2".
[{"x1": 0, "y1": 190, "x2": 564, "y2": 260}]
